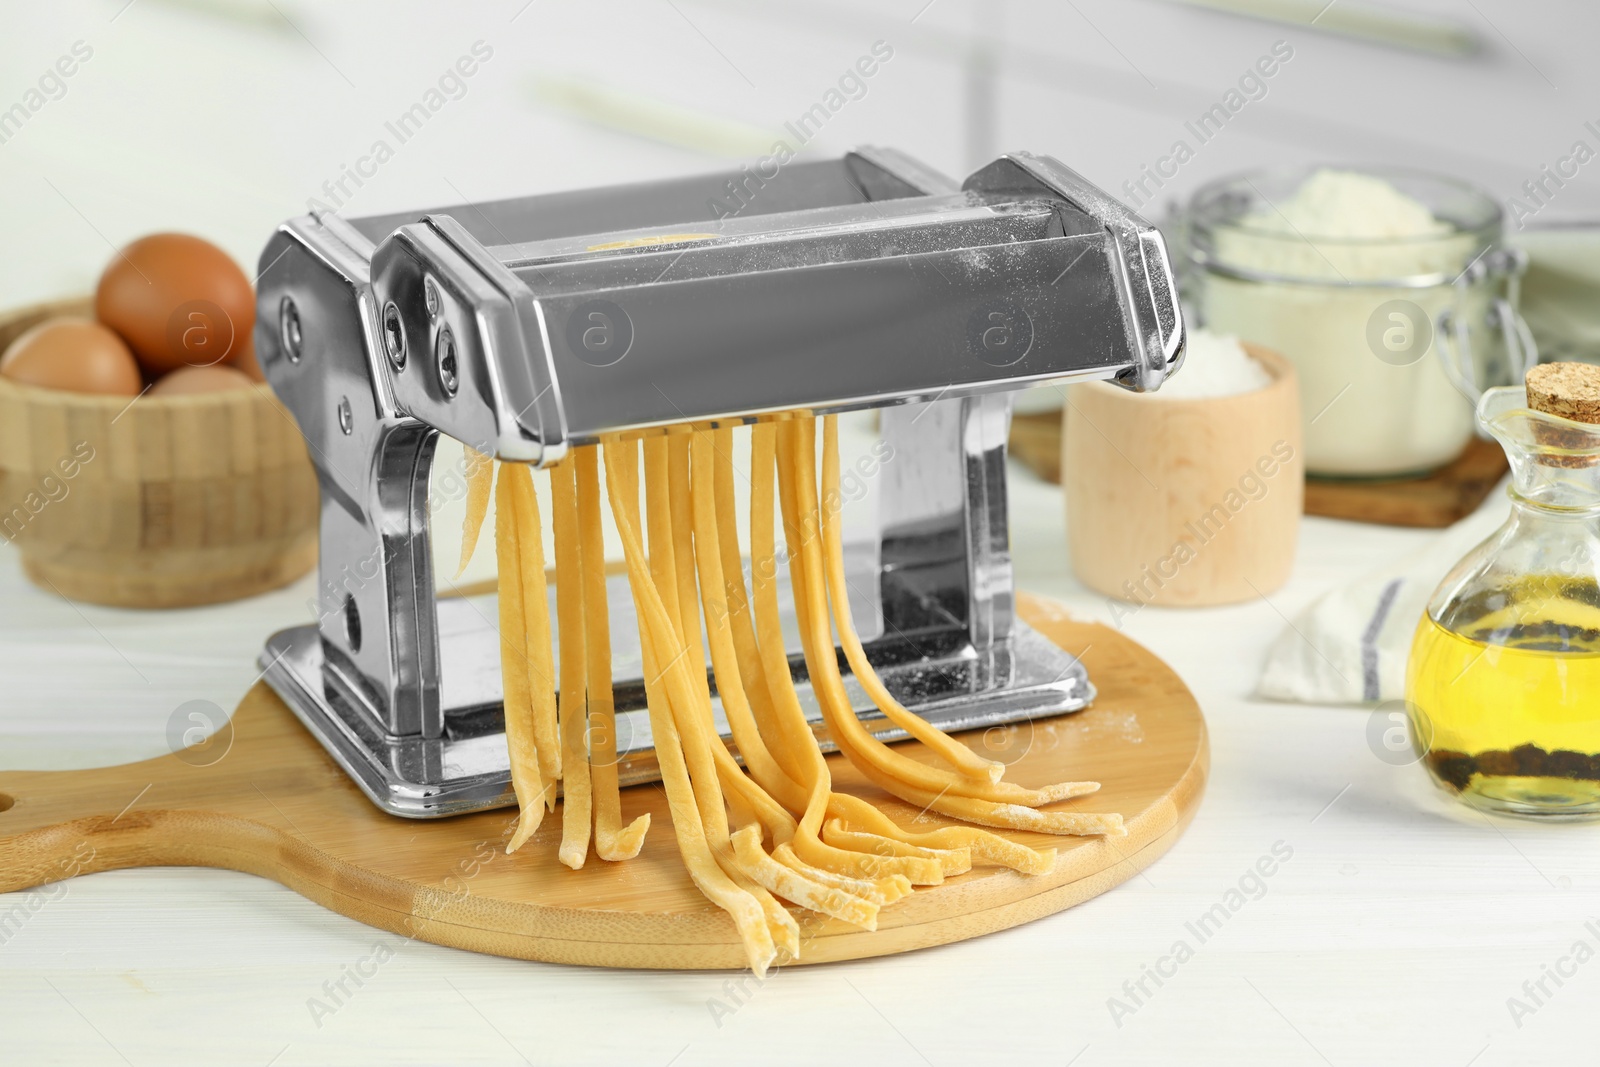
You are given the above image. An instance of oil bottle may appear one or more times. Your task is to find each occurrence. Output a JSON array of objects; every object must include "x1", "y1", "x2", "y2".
[{"x1": 1406, "y1": 364, "x2": 1600, "y2": 818}]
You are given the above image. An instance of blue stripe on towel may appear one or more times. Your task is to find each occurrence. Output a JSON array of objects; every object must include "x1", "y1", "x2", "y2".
[{"x1": 1361, "y1": 579, "x2": 1404, "y2": 702}]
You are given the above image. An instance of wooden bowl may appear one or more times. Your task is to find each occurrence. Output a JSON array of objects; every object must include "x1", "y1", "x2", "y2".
[
  {"x1": 0, "y1": 297, "x2": 318, "y2": 608},
  {"x1": 1063, "y1": 343, "x2": 1303, "y2": 608}
]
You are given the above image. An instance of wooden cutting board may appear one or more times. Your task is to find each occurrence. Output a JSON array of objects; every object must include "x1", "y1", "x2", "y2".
[{"x1": 0, "y1": 595, "x2": 1207, "y2": 970}]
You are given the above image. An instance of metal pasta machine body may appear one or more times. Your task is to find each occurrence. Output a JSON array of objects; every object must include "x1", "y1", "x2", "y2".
[{"x1": 255, "y1": 148, "x2": 1184, "y2": 818}]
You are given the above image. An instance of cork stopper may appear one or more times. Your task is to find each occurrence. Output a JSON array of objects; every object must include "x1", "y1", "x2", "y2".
[{"x1": 1527, "y1": 362, "x2": 1600, "y2": 425}]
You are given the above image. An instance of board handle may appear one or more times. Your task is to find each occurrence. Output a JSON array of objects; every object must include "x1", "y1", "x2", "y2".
[
  {"x1": 0, "y1": 685, "x2": 360, "y2": 898},
  {"x1": 0, "y1": 754, "x2": 207, "y2": 894}
]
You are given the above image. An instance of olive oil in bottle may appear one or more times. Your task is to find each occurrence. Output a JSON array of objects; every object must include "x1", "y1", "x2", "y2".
[
  {"x1": 1408, "y1": 367, "x2": 1600, "y2": 818},
  {"x1": 1407, "y1": 578, "x2": 1600, "y2": 817}
]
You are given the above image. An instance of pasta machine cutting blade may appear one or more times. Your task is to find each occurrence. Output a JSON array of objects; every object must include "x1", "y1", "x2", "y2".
[{"x1": 254, "y1": 147, "x2": 1185, "y2": 818}]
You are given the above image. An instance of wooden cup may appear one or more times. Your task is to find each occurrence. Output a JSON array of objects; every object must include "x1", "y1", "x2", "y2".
[
  {"x1": 1063, "y1": 343, "x2": 1303, "y2": 607},
  {"x1": 0, "y1": 297, "x2": 318, "y2": 608}
]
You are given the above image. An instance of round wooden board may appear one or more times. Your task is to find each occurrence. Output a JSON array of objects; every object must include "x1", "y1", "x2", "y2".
[{"x1": 0, "y1": 594, "x2": 1208, "y2": 969}]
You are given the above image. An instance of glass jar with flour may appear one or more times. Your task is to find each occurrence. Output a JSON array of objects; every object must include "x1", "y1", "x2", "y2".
[{"x1": 1182, "y1": 167, "x2": 1535, "y2": 478}]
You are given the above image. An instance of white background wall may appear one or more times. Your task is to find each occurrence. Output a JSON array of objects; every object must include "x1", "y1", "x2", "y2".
[{"x1": 1, "y1": 0, "x2": 1596, "y2": 308}]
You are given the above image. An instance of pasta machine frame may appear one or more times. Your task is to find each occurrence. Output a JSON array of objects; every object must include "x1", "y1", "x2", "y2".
[{"x1": 255, "y1": 148, "x2": 1184, "y2": 818}]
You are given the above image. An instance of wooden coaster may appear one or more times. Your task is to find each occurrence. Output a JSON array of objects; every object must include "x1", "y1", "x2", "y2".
[
  {"x1": 0, "y1": 596, "x2": 1207, "y2": 970},
  {"x1": 1301, "y1": 437, "x2": 1509, "y2": 529}
]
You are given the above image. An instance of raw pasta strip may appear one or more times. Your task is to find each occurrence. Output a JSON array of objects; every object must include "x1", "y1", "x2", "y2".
[
  {"x1": 642, "y1": 436, "x2": 747, "y2": 833},
  {"x1": 710, "y1": 426, "x2": 794, "y2": 784},
  {"x1": 574, "y1": 446, "x2": 650, "y2": 861},
  {"x1": 638, "y1": 605, "x2": 787, "y2": 967},
  {"x1": 747, "y1": 423, "x2": 829, "y2": 777},
  {"x1": 602, "y1": 436, "x2": 777, "y2": 975},
  {"x1": 781, "y1": 418, "x2": 1127, "y2": 839},
  {"x1": 819, "y1": 416, "x2": 1100, "y2": 803},
  {"x1": 665, "y1": 435, "x2": 705, "y2": 685},
  {"x1": 726, "y1": 779, "x2": 799, "y2": 849},
  {"x1": 742, "y1": 422, "x2": 883, "y2": 883},
  {"x1": 643, "y1": 438, "x2": 687, "y2": 637},
  {"x1": 637, "y1": 616, "x2": 801, "y2": 960},
  {"x1": 789, "y1": 417, "x2": 1114, "y2": 821},
  {"x1": 635, "y1": 439, "x2": 798, "y2": 957},
  {"x1": 505, "y1": 464, "x2": 561, "y2": 792},
  {"x1": 746, "y1": 423, "x2": 940, "y2": 884},
  {"x1": 866, "y1": 767, "x2": 1127, "y2": 836},
  {"x1": 770, "y1": 843, "x2": 911, "y2": 904},
  {"x1": 730, "y1": 824, "x2": 880, "y2": 930},
  {"x1": 816, "y1": 415, "x2": 1103, "y2": 806},
  {"x1": 685, "y1": 435, "x2": 888, "y2": 919},
  {"x1": 818, "y1": 416, "x2": 995, "y2": 783},
  {"x1": 825, "y1": 793, "x2": 1054, "y2": 876},
  {"x1": 703, "y1": 432, "x2": 934, "y2": 887},
  {"x1": 816, "y1": 799, "x2": 964, "y2": 874},
  {"x1": 494, "y1": 465, "x2": 547, "y2": 852},
  {"x1": 814, "y1": 818, "x2": 970, "y2": 876},
  {"x1": 550, "y1": 459, "x2": 593, "y2": 869},
  {"x1": 784, "y1": 420, "x2": 1003, "y2": 800},
  {"x1": 663, "y1": 434, "x2": 795, "y2": 853},
  {"x1": 688, "y1": 430, "x2": 808, "y2": 814},
  {"x1": 639, "y1": 437, "x2": 782, "y2": 838},
  {"x1": 457, "y1": 446, "x2": 494, "y2": 577},
  {"x1": 764, "y1": 426, "x2": 945, "y2": 886},
  {"x1": 801, "y1": 419, "x2": 1125, "y2": 836},
  {"x1": 655, "y1": 438, "x2": 806, "y2": 954}
]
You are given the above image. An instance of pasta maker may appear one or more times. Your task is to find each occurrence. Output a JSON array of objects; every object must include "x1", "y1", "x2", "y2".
[{"x1": 254, "y1": 148, "x2": 1185, "y2": 818}]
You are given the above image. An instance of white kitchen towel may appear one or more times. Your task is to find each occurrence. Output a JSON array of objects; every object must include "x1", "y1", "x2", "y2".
[{"x1": 1256, "y1": 478, "x2": 1512, "y2": 706}]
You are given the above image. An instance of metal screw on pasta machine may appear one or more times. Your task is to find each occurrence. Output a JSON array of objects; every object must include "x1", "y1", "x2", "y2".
[
  {"x1": 279, "y1": 296, "x2": 303, "y2": 364},
  {"x1": 436, "y1": 327, "x2": 458, "y2": 398},
  {"x1": 382, "y1": 302, "x2": 406, "y2": 370}
]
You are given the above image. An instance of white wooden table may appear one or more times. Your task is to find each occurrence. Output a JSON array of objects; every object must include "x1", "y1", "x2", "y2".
[{"x1": 4, "y1": 459, "x2": 1595, "y2": 1066}]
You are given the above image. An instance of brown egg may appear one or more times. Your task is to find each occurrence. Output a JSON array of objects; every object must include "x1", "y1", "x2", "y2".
[
  {"x1": 148, "y1": 364, "x2": 256, "y2": 396},
  {"x1": 0, "y1": 318, "x2": 143, "y2": 396},
  {"x1": 95, "y1": 233, "x2": 256, "y2": 376}
]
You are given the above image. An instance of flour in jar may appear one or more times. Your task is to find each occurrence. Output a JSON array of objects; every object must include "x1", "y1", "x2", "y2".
[{"x1": 1198, "y1": 169, "x2": 1482, "y2": 477}]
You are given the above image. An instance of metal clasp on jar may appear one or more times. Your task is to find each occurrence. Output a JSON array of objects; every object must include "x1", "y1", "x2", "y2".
[{"x1": 1436, "y1": 246, "x2": 1539, "y2": 405}]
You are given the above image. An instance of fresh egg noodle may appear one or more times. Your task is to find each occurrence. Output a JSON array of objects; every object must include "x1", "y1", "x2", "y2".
[{"x1": 460, "y1": 415, "x2": 1126, "y2": 974}]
